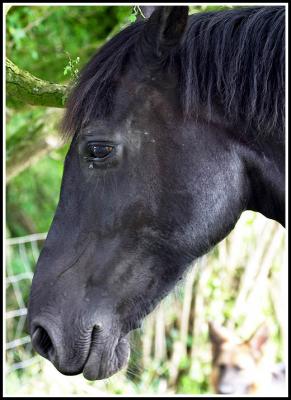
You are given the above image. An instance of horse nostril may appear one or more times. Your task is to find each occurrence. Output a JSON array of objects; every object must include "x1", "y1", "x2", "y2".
[{"x1": 32, "y1": 326, "x2": 54, "y2": 361}]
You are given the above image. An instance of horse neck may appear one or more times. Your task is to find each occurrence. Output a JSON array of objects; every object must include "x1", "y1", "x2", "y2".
[{"x1": 242, "y1": 133, "x2": 285, "y2": 226}]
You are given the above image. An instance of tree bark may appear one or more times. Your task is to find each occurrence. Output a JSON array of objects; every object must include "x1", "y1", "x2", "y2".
[
  {"x1": 6, "y1": 109, "x2": 65, "y2": 182},
  {"x1": 6, "y1": 58, "x2": 68, "y2": 108}
]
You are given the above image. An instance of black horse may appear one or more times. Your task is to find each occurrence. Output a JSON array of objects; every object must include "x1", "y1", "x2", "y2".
[{"x1": 28, "y1": 6, "x2": 285, "y2": 381}]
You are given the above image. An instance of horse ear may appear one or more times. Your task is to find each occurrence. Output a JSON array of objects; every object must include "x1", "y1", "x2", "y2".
[{"x1": 143, "y1": 6, "x2": 189, "y2": 57}]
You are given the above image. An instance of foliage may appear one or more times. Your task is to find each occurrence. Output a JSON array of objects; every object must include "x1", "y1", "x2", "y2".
[
  {"x1": 63, "y1": 56, "x2": 80, "y2": 79},
  {"x1": 6, "y1": 6, "x2": 132, "y2": 83},
  {"x1": 7, "y1": 146, "x2": 68, "y2": 236}
]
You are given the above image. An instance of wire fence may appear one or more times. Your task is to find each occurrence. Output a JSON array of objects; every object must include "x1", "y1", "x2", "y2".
[{"x1": 5, "y1": 233, "x2": 47, "y2": 373}]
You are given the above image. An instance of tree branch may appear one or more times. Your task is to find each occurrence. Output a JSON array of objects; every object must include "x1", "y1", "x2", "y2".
[
  {"x1": 6, "y1": 58, "x2": 68, "y2": 108},
  {"x1": 6, "y1": 109, "x2": 64, "y2": 183}
]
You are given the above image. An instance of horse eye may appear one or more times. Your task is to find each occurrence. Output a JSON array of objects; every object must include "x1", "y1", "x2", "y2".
[{"x1": 87, "y1": 144, "x2": 114, "y2": 159}]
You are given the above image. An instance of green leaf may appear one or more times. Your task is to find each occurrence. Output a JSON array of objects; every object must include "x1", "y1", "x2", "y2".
[
  {"x1": 63, "y1": 66, "x2": 70, "y2": 76},
  {"x1": 129, "y1": 14, "x2": 136, "y2": 23}
]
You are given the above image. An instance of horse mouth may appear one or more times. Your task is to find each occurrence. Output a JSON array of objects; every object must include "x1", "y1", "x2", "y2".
[
  {"x1": 82, "y1": 331, "x2": 130, "y2": 380},
  {"x1": 30, "y1": 320, "x2": 130, "y2": 380}
]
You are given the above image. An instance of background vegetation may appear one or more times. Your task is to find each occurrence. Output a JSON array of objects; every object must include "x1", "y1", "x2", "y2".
[{"x1": 5, "y1": 5, "x2": 286, "y2": 396}]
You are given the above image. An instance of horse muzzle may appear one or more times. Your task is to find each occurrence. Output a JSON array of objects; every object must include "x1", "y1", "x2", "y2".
[{"x1": 30, "y1": 318, "x2": 130, "y2": 380}]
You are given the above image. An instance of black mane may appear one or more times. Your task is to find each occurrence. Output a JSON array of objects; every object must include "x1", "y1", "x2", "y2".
[
  {"x1": 181, "y1": 6, "x2": 285, "y2": 137},
  {"x1": 62, "y1": 6, "x2": 285, "y2": 138}
]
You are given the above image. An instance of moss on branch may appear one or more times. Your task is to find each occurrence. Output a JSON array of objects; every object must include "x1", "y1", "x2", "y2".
[{"x1": 6, "y1": 58, "x2": 69, "y2": 108}]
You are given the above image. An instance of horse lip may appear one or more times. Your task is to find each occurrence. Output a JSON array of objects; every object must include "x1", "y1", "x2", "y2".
[
  {"x1": 82, "y1": 334, "x2": 130, "y2": 380},
  {"x1": 82, "y1": 337, "x2": 115, "y2": 381}
]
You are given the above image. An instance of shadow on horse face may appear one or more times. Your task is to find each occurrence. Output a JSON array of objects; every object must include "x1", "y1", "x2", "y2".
[{"x1": 27, "y1": 6, "x2": 285, "y2": 380}]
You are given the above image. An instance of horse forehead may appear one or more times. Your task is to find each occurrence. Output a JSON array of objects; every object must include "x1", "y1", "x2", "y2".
[
  {"x1": 115, "y1": 67, "x2": 177, "y2": 112},
  {"x1": 121, "y1": 83, "x2": 168, "y2": 111}
]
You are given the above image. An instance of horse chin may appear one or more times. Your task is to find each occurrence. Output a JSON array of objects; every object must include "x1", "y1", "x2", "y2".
[{"x1": 83, "y1": 335, "x2": 130, "y2": 381}]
